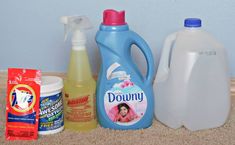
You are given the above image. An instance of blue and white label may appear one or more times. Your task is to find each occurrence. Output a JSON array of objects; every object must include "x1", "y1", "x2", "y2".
[{"x1": 39, "y1": 92, "x2": 64, "y2": 131}]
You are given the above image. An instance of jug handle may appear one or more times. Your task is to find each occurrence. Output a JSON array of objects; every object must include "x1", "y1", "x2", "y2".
[
  {"x1": 156, "y1": 33, "x2": 177, "y2": 82},
  {"x1": 130, "y1": 32, "x2": 155, "y2": 85}
]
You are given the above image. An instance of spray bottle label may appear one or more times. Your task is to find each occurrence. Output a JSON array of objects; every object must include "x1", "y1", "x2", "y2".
[
  {"x1": 64, "y1": 93, "x2": 96, "y2": 122},
  {"x1": 104, "y1": 63, "x2": 147, "y2": 126}
]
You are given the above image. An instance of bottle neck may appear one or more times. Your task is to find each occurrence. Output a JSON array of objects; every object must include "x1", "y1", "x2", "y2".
[
  {"x1": 99, "y1": 24, "x2": 129, "y2": 31},
  {"x1": 184, "y1": 27, "x2": 201, "y2": 32},
  {"x1": 72, "y1": 45, "x2": 86, "y2": 51},
  {"x1": 71, "y1": 30, "x2": 86, "y2": 50},
  {"x1": 67, "y1": 47, "x2": 93, "y2": 83}
]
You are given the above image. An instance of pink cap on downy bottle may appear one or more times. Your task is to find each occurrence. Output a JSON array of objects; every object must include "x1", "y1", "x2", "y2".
[{"x1": 103, "y1": 9, "x2": 126, "y2": 26}]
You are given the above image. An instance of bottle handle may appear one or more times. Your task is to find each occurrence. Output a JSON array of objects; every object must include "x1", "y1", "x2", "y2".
[
  {"x1": 130, "y1": 32, "x2": 155, "y2": 85},
  {"x1": 155, "y1": 33, "x2": 177, "y2": 83}
]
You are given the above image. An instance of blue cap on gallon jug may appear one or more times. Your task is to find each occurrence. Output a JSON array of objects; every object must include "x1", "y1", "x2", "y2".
[{"x1": 184, "y1": 18, "x2": 201, "y2": 27}]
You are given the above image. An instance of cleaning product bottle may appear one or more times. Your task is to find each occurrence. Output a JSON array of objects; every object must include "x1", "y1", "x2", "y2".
[
  {"x1": 61, "y1": 16, "x2": 97, "y2": 131},
  {"x1": 96, "y1": 9, "x2": 155, "y2": 130},
  {"x1": 153, "y1": 18, "x2": 231, "y2": 131}
]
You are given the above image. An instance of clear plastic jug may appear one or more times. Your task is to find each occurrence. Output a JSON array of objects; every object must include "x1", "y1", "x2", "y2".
[{"x1": 153, "y1": 18, "x2": 231, "y2": 131}]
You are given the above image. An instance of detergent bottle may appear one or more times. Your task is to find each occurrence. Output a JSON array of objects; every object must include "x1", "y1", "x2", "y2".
[
  {"x1": 96, "y1": 9, "x2": 155, "y2": 129},
  {"x1": 153, "y1": 18, "x2": 231, "y2": 131},
  {"x1": 61, "y1": 16, "x2": 97, "y2": 131}
]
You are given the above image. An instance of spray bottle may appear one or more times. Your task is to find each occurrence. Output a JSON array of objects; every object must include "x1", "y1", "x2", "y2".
[{"x1": 61, "y1": 16, "x2": 97, "y2": 131}]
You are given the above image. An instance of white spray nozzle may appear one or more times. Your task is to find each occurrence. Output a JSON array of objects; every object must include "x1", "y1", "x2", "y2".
[{"x1": 60, "y1": 16, "x2": 92, "y2": 42}]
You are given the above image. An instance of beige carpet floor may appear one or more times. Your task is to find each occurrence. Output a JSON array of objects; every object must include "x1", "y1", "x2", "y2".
[
  {"x1": 1, "y1": 92, "x2": 235, "y2": 145},
  {"x1": 0, "y1": 73, "x2": 235, "y2": 145}
]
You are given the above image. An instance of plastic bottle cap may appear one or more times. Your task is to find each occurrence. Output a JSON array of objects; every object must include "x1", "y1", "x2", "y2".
[
  {"x1": 184, "y1": 18, "x2": 201, "y2": 27},
  {"x1": 103, "y1": 9, "x2": 126, "y2": 26},
  {"x1": 40, "y1": 76, "x2": 63, "y2": 94}
]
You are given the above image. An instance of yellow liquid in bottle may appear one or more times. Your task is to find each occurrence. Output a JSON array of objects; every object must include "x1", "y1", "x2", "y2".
[{"x1": 63, "y1": 48, "x2": 97, "y2": 131}]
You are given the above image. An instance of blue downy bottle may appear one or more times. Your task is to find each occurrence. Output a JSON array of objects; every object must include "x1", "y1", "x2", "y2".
[{"x1": 96, "y1": 9, "x2": 155, "y2": 130}]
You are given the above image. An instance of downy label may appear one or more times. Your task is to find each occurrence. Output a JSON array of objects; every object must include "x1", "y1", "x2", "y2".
[{"x1": 104, "y1": 63, "x2": 147, "y2": 126}]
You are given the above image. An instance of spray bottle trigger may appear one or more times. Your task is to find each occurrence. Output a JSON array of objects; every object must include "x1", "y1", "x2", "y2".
[
  {"x1": 71, "y1": 16, "x2": 93, "y2": 30},
  {"x1": 60, "y1": 16, "x2": 69, "y2": 41},
  {"x1": 60, "y1": 16, "x2": 92, "y2": 42}
]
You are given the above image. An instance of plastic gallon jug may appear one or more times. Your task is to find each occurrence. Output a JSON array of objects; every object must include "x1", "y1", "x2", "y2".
[
  {"x1": 96, "y1": 9, "x2": 155, "y2": 130},
  {"x1": 153, "y1": 18, "x2": 231, "y2": 131}
]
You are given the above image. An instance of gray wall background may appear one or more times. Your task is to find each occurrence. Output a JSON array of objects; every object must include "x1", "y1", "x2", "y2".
[{"x1": 0, "y1": 0, "x2": 234, "y2": 77}]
